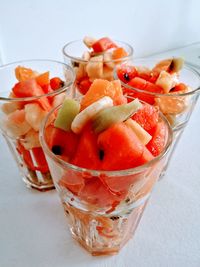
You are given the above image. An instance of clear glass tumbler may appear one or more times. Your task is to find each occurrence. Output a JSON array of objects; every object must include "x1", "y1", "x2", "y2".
[
  {"x1": 40, "y1": 101, "x2": 172, "y2": 256},
  {"x1": 115, "y1": 58, "x2": 200, "y2": 174},
  {"x1": 62, "y1": 39, "x2": 133, "y2": 96},
  {"x1": 0, "y1": 60, "x2": 75, "y2": 191}
]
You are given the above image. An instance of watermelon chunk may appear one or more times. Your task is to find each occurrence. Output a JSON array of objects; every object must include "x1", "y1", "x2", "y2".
[
  {"x1": 71, "y1": 123, "x2": 101, "y2": 170},
  {"x1": 12, "y1": 79, "x2": 51, "y2": 111},
  {"x1": 92, "y1": 37, "x2": 118, "y2": 53},
  {"x1": 146, "y1": 121, "x2": 167, "y2": 156},
  {"x1": 124, "y1": 77, "x2": 163, "y2": 105},
  {"x1": 132, "y1": 104, "x2": 159, "y2": 132},
  {"x1": 98, "y1": 122, "x2": 154, "y2": 171},
  {"x1": 47, "y1": 127, "x2": 79, "y2": 160}
]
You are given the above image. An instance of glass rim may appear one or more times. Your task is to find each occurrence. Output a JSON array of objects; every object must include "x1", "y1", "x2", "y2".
[
  {"x1": 62, "y1": 39, "x2": 134, "y2": 64},
  {"x1": 114, "y1": 57, "x2": 200, "y2": 97},
  {"x1": 39, "y1": 101, "x2": 173, "y2": 177},
  {"x1": 0, "y1": 59, "x2": 75, "y2": 102}
]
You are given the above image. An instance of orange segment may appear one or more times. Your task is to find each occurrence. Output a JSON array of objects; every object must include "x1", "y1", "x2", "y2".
[
  {"x1": 15, "y1": 66, "x2": 37, "y2": 81},
  {"x1": 80, "y1": 79, "x2": 126, "y2": 110}
]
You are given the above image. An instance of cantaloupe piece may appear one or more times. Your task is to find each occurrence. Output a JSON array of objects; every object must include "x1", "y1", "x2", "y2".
[
  {"x1": 15, "y1": 66, "x2": 37, "y2": 81},
  {"x1": 80, "y1": 79, "x2": 126, "y2": 110}
]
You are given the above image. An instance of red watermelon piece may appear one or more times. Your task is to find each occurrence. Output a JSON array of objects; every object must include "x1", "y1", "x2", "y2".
[
  {"x1": 124, "y1": 77, "x2": 163, "y2": 104},
  {"x1": 146, "y1": 121, "x2": 167, "y2": 156},
  {"x1": 12, "y1": 79, "x2": 51, "y2": 111},
  {"x1": 97, "y1": 122, "x2": 154, "y2": 171},
  {"x1": 132, "y1": 104, "x2": 159, "y2": 132},
  {"x1": 71, "y1": 123, "x2": 102, "y2": 170},
  {"x1": 47, "y1": 126, "x2": 79, "y2": 160}
]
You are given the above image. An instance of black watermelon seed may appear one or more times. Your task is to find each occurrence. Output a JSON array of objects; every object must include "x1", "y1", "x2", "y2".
[
  {"x1": 52, "y1": 145, "x2": 62, "y2": 155},
  {"x1": 99, "y1": 149, "x2": 104, "y2": 161},
  {"x1": 124, "y1": 73, "x2": 130, "y2": 81},
  {"x1": 110, "y1": 216, "x2": 120, "y2": 220}
]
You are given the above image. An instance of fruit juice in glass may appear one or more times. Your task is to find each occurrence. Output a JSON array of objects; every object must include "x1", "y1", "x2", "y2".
[
  {"x1": 115, "y1": 58, "x2": 200, "y2": 173},
  {"x1": 0, "y1": 60, "x2": 75, "y2": 191},
  {"x1": 62, "y1": 37, "x2": 133, "y2": 96},
  {"x1": 40, "y1": 92, "x2": 172, "y2": 255}
]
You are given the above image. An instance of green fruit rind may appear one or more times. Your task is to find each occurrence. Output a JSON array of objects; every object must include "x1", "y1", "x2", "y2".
[
  {"x1": 93, "y1": 98, "x2": 142, "y2": 133},
  {"x1": 54, "y1": 98, "x2": 80, "y2": 131}
]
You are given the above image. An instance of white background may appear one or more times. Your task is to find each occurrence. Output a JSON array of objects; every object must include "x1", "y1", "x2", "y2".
[
  {"x1": 0, "y1": 1, "x2": 200, "y2": 267},
  {"x1": 0, "y1": 0, "x2": 200, "y2": 63}
]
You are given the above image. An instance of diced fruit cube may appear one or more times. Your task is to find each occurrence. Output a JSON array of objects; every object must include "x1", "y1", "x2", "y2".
[
  {"x1": 35, "y1": 72, "x2": 50, "y2": 87},
  {"x1": 146, "y1": 121, "x2": 167, "y2": 156},
  {"x1": 125, "y1": 119, "x2": 152, "y2": 145},
  {"x1": 86, "y1": 55, "x2": 103, "y2": 79},
  {"x1": 92, "y1": 37, "x2": 118, "y2": 53},
  {"x1": 3, "y1": 109, "x2": 31, "y2": 137},
  {"x1": 97, "y1": 122, "x2": 154, "y2": 171},
  {"x1": 132, "y1": 104, "x2": 159, "y2": 132},
  {"x1": 50, "y1": 77, "x2": 64, "y2": 90},
  {"x1": 80, "y1": 79, "x2": 126, "y2": 110},
  {"x1": 155, "y1": 71, "x2": 178, "y2": 93},
  {"x1": 15, "y1": 66, "x2": 37, "y2": 81},
  {"x1": 25, "y1": 103, "x2": 48, "y2": 131},
  {"x1": 12, "y1": 79, "x2": 51, "y2": 111},
  {"x1": 71, "y1": 123, "x2": 101, "y2": 170},
  {"x1": 54, "y1": 98, "x2": 80, "y2": 131},
  {"x1": 117, "y1": 65, "x2": 138, "y2": 83},
  {"x1": 112, "y1": 47, "x2": 128, "y2": 60},
  {"x1": 83, "y1": 36, "x2": 97, "y2": 48},
  {"x1": 47, "y1": 127, "x2": 79, "y2": 160},
  {"x1": 154, "y1": 94, "x2": 187, "y2": 115}
]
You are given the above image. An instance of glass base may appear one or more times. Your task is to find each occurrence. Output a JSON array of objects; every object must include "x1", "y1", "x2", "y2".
[
  {"x1": 62, "y1": 200, "x2": 147, "y2": 256},
  {"x1": 2, "y1": 133, "x2": 55, "y2": 191},
  {"x1": 22, "y1": 172, "x2": 55, "y2": 191}
]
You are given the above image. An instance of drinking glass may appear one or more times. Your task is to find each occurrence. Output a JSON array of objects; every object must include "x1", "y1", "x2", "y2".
[
  {"x1": 0, "y1": 60, "x2": 75, "y2": 191},
  {"x1": 115, "y1": 58, "x2": 200, "y2": 174},
  {"x1": 40, "y1": 100, "x2": 172, "y2": 255},
  {"x1": 63, "y1": 39, "x2": 133, "y2": 96}
]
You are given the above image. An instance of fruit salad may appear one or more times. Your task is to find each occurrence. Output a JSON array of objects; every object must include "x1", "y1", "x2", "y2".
[
  {"x1": 63, "y1": 37, "x2": 133, "y2": 95},
  {"x1": 116, "y1": 58, "x2": 194, "y2": 128},
  {"x1": 1, "y1": 66, "x2": 67, "y2": 190},
  {"x1": 41, "y1": 79, "x2": 172, "y2": 255}
]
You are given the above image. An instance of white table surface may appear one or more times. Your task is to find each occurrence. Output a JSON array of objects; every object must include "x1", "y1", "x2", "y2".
[{"x1": 1, "y1": 46, "x2": 200, "y2": 267}]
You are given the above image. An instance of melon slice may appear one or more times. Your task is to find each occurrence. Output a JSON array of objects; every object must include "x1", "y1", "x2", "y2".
[
  {"x1": 80, "y1": 79, "x2": 126, "y2": 110},
  {"x1": 54, "y1": 98, "x2": 80, "y2": 131}
]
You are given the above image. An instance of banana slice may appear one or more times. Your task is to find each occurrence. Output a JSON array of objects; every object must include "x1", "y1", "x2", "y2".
[
  {"x1": 125, "y1": 119, "x2": 152, "y2": 145},
  {"x1": 83, "y1": 36, "x2": 97, "y2": 48},
  {"x1": 71, "y1": 96, "x2": 113, "y2": 134}
]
